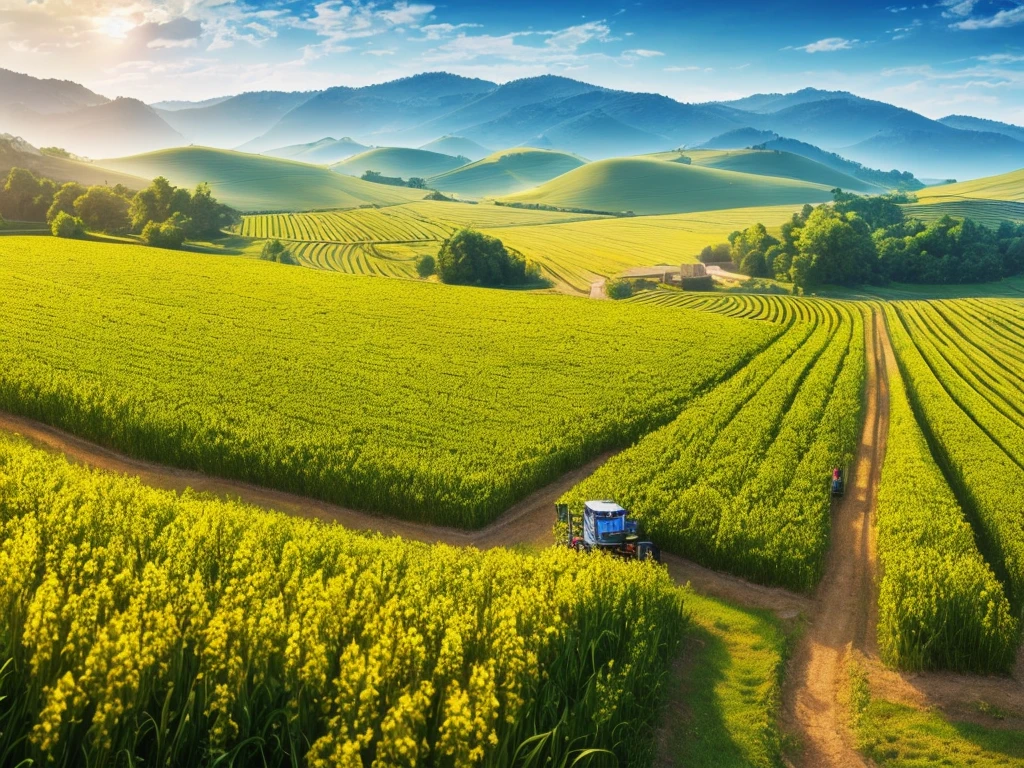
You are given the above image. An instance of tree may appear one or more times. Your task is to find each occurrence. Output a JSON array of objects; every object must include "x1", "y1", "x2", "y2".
[
  {"x1": 142, "y1": 212, "x2": 188, "y2": 249},
  {"x1": 187, "y1": 182, "x2": 236, "y2": 238},
  {"x1": 74, "y1": 187, "x2": 131, "y2": 233},
  {"x1": 416, "y1": 254, "x2": 435, "y2": 277},
  {"x1": 792, "y1": 207, "x2": 876, "y2": 288},
  {"x1": 435, "y1": 229, "x2": 538, "y2": 286},
  {"x1": 729, "y1": 223, "x2": 779, "y2": 277},
  {"x1": 1, "y1": 168, "x2": 55, "y2": 221},
  {"x1": 260, "y1": 239, "x2": 298, "y2": 265},
  {"x1": 51, "y1": 211, "x2": 84, "y2": 238},
  {"x1": 47, "y1": 182, "x2": 87, "y2": 224},
  {"x1": 130, "y1": 176, "x2": 187, "y2": 231},
  {"x1": 407, "y1": 177, "x2": 426, "y2": 189}
]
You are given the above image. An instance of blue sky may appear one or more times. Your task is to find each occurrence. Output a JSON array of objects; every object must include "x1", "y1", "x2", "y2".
[{"x1": 1, "y1": 0, "x2": 1022, "y2": 122}]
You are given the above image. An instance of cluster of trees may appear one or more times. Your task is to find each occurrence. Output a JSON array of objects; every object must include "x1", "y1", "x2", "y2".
[
  {"x1": 1, "y1": 168, "x2": 237, "y2": 249},
  {"x1": 426, "y1": 229, "x2": 541, "y2": 287},
  {"x1": 708, "y1": 190, "x2": 1024, "y2": 289},
  {"x1": 360, "y1": 170, "x2": 427, "y2": 189}
]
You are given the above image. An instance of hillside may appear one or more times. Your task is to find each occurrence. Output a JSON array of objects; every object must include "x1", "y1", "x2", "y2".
[
  {"x1": 425, "y1": 148, "x2": 586, "y2": 198},
  {"x1": 156, "y1": 91, "x2": 317, "y2": 147},
  {"x1": 264, "y1": 137, "x2": 368, "y2": 164},
  {"x1": 697, "y1": 128, "x2": 779, "y2": 149},
  {"x1": 332, "y1": 147, "x2": 468, "y2": 179},
  {"x1": 419, "y1": 135, "x2": 491, "y2": 161},
  {"x1": 96, "y1": 147, "x2": 426, "y2": 212},
  {"x1": 938, "y1": 115, "x2": 1024, "y2": 144},
  {"x1": 650, "y1": 148, "x2": 884, "y2": 193},
  {"x1": 914, "y1": 167, "x2": 1024, "y2": 203},
  {"x1": 716, "y1": 88, "x2": 855, "y2": 114},
  {"x1": 526, "y1": 109, "x2": 669, "y2": 158},
  {"x1": 844, "y1": 128, "x2": 1024, "y2": 181},
  {"x1": 502, "y1": 156, "x2": 834, "y2": 215},
  {"x1": 0, "y1": 67, "x2": 107, "y2": 116},
  {"x1": 0, "y1": 136, "x2": 148, "y2": 189},
  {"x1": 6, "y1": 97, "x2": 183, "y2": 159}
]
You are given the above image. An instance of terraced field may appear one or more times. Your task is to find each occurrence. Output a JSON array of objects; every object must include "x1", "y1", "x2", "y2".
[
  {"x1": 240, "y1": 205, "x2": 454, "y2": 241},
  {"x1": 563, "y1": 299, "x2": 865, "y2": 590},
  {"x1": 628, "y1": 290, "x2": 828, "y2": 324},
  {"x1": 0, "y1": 236, "x2": 780, "y2": 528},
  {"x1": 901, "y1": 198, "x2": 1024, "y2": 227}
]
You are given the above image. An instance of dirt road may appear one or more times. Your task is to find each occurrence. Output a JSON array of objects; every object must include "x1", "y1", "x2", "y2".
[{"x1": 782, "y1": 309, "x2": 888, "y2": 768}]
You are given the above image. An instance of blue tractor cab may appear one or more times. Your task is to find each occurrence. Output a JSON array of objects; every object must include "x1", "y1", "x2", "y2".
[{"x1": 558, "y1": 500, "x2": 660, "y2": 562}]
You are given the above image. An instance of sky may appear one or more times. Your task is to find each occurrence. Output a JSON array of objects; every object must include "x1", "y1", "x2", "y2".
[{"x1": 1, "y1": 0, "x2": 1023, "y2": 123}]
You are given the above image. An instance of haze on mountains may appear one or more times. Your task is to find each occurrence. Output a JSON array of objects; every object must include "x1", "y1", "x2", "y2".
[{"x1": 3, "y1": 67, "x2": 1024, "y2": 180}]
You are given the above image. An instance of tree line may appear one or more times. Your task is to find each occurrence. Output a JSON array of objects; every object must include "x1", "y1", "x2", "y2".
[
  {"x1": 0, "y1": 167, "x2": 237, "y2": 249},
  {"x1": 702, "y1": 190, "x2": 1024, "y2": 289}
]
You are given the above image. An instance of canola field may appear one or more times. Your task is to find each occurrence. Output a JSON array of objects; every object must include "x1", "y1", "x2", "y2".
[
  {"x1": 0, "y1": 432, "x2": 684, "y2": 768},
  {"x1": 0, "y1": 236, "x2": 780, "y2": 527}
]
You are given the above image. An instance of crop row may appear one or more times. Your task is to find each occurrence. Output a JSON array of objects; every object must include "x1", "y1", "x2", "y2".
[
  {"x1": 288, "y1": 242, "x2": 425, "y2": 278},
  {"x1": 627, "y1": 291, "x2": 835, "y2": 325},
  {"x1": 876, "y1": 330, "x2": 1019, "y2": 672},
  {"x1": 240, "y1": 206, "x2": 454, "y2": 243},
  {"x1": 562, "y1": 301, "x2": 864, "y2": 590},
  {"x1": 901, "y1": 199, "x2": 1024, "y2": 228},
  {"x1": 0, "y1": 237, "x2": 781, "y2": 528},
  {"x1": 0, "y1": 432, "x2": 685, "y2": 767},
  {"x1": 886, "y1": 301, "x2": 1024, "y2": 614}
]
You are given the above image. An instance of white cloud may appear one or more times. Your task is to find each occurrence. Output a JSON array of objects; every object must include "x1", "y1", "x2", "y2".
[
  {"x1": 951, "y1": 4, "x2": 1024, "y2": 29},
  {"x1": 664, "y1": 65, "x2": 713, "y2": 72},
  {"x1": 414, "y1": 23, "x2": 481, "y2": 41},
  {"x1": 624, "y1": 48, "x2": 663, "y2": 57},
  {"x1": 940, "y1": 0, "x2": 978, "y2": 18},
  {"x1": 977, "y1": 53, "x2": 1024, "y2": 63},
  {"x1": 791, "y1": 37, "x2": 858, "y2": 53},
  {"x1": 423, "y1": 21, "x2": 615, "y2": 66}
]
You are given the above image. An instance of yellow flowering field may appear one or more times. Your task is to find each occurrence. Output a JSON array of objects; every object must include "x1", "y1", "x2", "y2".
[{"x1": 0, "y1": 432, "x2": 685, "y2": 767}]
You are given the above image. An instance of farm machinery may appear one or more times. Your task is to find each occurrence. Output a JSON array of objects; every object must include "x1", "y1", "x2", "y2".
[
  {"x1": 831, "y1": 466, "x2": 845, "y2": 497},
  {"x1": 557, "y1": 500, "x2": 661, "y2": 562}
]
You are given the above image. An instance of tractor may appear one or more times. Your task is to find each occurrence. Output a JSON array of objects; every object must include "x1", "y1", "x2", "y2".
[
  {"x1": 831, "y1": 466, "x2": 845, "y2": 497},
  {"x1": 557, "y1": 500, "x2": 661, "y2": 562}
]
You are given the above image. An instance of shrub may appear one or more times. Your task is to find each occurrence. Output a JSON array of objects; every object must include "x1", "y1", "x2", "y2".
[
  {"x1": 416, "y1": 254, "x2": 435, "y2": 277},
  {"x1": 605, "y1": 278, "x2": 633, "y2": 299},
  {"x1": 73, "y1": 186, "x2": 131, "y2": 233},
  {"x1": 50, "y1": 211, "x2": 84, "y2": 238},
  {"x1": 142, "y1": 212, "x2": 188, "y2": 249},
  {"x1": 260, "y1": 239, "x2": 298, "y2": 265}
]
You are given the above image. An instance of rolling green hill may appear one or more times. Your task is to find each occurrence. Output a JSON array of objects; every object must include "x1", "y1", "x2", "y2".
[
  {"x1": 914, "y1": 167, "x2": 1024, "y2": 203},
  {"x1": 96, "y1": 146, "x2": 426, "y2": 212},
  {"x1": 425, "y1": 147, "x2": 587, "y2": 198},
  {"x1": 648, "y1": 148, "x2": 885, "y2": 194},
  {"x1": 419, "y1": 135, "x2": 491, "y2": 161},
  {"x1": 332, "y1": 147, "x2": 468, "y2": 179},
  {"x1": 502, "y1": 156, "x2": 834, "y2": 215},
  {"x1": 264, "y1": 136, "x2": 368, "y2": 164}
]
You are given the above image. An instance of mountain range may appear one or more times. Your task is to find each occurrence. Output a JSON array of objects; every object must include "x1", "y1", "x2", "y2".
[{"x1": 2, "y1": 68, "x2": 1024, "y2": 180}]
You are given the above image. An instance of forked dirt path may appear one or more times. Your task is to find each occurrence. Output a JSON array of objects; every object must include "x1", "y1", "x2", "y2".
[
  {"x1": 782, "y1": 309, "x2": 889, "y2": 768},
  {"x1": 0, "y1": 411, "x2": 607, "y2": 551}
]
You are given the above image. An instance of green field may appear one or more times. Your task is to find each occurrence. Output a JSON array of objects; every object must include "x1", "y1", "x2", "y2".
[
  {"x1": 0, "y1": 140, "x2": 149, "y2": 190},
  {"x1": 486, "y1": 205, "x2": 803, "y2": 292},
  {"x1": 648, "y1": 148, "x2": 884, "y2": 194},
  {"x1": 426, "y1": 147, "x2": 587, "y2": 198},
  {"x1": 876, "y1": 334, "x2": 1018, "y2": 672},
  {"x1": 331, "y1": 147, "x2": 468, "y2": 179},
  {"x1": 0, "y1": 430, "x2": 685, "y2": 768},
  {"x1": 0, "y1": 236, "x2": 778, "y2": 527},
  {"x1": 886, "y1": 299, "x2": 1024, "y2": 615},
  {"x1": 915, "y1": 167, "x2": 1024, "y2": 203},
  {"x1": 562, "y1": 300, "x2": 864, "y2": 590},
  {"x1": 263, "y1": 136, "x2": 368, "y2": 164},
  {"x1": 96, "y1": 147, "x2": 426, "y2": 212},
  {"x1": 901, "y1": 199, "x2": 1024, "y2": 226},
  {"x1": 502, "y1": 157, "x2": 835, "y2": 215}
]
